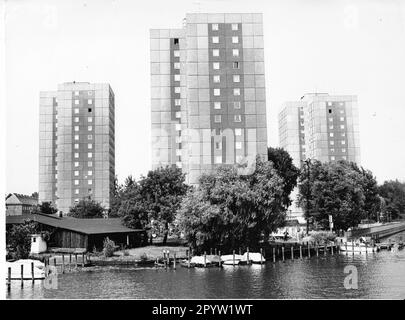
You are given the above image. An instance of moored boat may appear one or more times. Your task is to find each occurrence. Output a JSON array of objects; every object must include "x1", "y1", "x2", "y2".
[
  {"x1": 6, "y1": 259, "x2": 46, "y2": 279},
  {"x1": 340, "y1": 241, "x2": 377, "y2": 253}
]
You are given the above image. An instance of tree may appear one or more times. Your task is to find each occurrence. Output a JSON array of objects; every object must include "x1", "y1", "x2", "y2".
[
  {"x1": 6, "y1": 220, "x2": 40, "y2": 259},
  {"x1": 138, "y1": 166, "x2": 189, "y2": 245},
  {"x1": 297, "y1": 160, "x2": 380, "y2": 231},
  {"x1": 267, "y1": 147, "x2": 300, "y2": 209},
  {"x1": 67, "y1": 199, "x2": 105, "y2": 218},
  {"x1": 36, "y1": 202, "x2": 58, "y2": 215},
  {"x1": 176, "y1": 156, "x2": 286, "y2": 252},
  {"x1": 31, "y1": 192, "x2": 38, "y2": 199},
  {"x1": 378, "y1": 180, "x2": 405, "y2": 221}
]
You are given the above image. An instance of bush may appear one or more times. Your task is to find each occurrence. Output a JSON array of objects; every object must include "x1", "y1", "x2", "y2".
[
  {"x1": 140, "y1": 253, "x2": 148, "y2": 262},
  {"x1": 123, "y1": 249, "x2": 130, "y2": 256},
  {"x1": 310, "y1": 231, "x2": 336, "y2": 244},
  {"x1": 103, "y1": 237, "x2": 116, "y2": 257}
]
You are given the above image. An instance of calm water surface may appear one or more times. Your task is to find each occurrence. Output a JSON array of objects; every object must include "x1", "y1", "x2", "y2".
[{"x1": 7, "y1": 232, "x2": 405, "y2": 299}]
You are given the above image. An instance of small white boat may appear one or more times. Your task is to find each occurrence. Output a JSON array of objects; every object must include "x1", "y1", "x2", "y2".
[
  {"x1": 340, "y1": 242, "x2": 377, "y2": 253},
  {"x1": 6, "y1": 259, "x2": 46, "y2": 279},
  {"x1": 220, "y1": 254, "x2": 243, "y2": 262},
  {"x1": 222, "y1": 259, "x2": 241, "y2": 266},
  {"x1": 241, "y1": 252, "x2": 266, "y2": 264}
]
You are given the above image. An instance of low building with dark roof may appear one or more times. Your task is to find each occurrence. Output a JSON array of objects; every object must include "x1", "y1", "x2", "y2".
[
  {"x1": 6, "y1": 213, "x2": 145, "y2": 251},
  {"x1": 6, "y1": 193, "x2": 38, "y2": 216}
]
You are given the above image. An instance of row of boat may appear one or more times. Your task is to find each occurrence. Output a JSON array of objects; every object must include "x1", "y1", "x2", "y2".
[{"x1": 181, "y1": 252, "x2": 266, "y2": 268}]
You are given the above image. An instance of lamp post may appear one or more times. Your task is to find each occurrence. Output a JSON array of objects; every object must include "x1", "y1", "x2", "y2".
[{"x1": 304, "y1": 159, "x2": 311, "y2": 235}]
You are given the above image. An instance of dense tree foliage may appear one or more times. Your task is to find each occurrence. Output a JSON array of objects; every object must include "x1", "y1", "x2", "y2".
[
  {"x1": 116, "y1": 167, "x2": 189, "y2": 244},
  {"x1": 267, "y1": 147, "x2": 300, "y2": 208},
  {"x1": 378, "y1": 180, "x2": 405, "y2": 221},
  {"x1": 32, "y1": 201, "x2": 58, "y2": 215},
  {"x1": 176, "y1": 157, "x2": 286, "y2": 252},
  {"x1": 67, "y1": 199, "x2": 105, "y2": 218},
  {"x1": 6, "y1": 220, "x2": 41, "y2": 259},
  {"x1": 297, "y1": 160, "x2": 381, "y2": 231}
]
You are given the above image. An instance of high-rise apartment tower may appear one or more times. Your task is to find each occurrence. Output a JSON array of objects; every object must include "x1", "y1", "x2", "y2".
[
  {"x1": 150, "y1": 13, "x2": 268, "y2": 184},
  {"x1": 39, "y1": 82, "x2": 115, "y2": 214}
]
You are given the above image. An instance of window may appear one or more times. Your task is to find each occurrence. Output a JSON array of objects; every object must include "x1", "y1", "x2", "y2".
[
  {"x1": 74, "y1": 180, "x2": 79, "y2": 185},
  {"x1": 175, "y1": 99, "x2": 181, "y2": 106},
  {"x1": 88, "y1": 91, "x2": 92, "y2": 96},
  {"x1": 74, "y1": 126, "x2": 79, "y2": 132},
  {"x1": 74, "y1": 152, "x2": 79, "y2": 158},
  {"x1": 88, "y1": 180, "x2": 92, "y2": 185},
  {"x1": 75, "y1": 189, "x2": 79, "y2": 194},
  {"x1": 329, "y1": 133, "x2": 334, "y2": 137},
  {"x1": 173, "y1": 50, "x2": 180, "y2": 57},
  {"x1": 174, "y1": 87, "x2": 181, "y2": 94},
  {"x1": 88, "y1": 117, "x2": 93, "y2": 123},
  {"x1": 214, "y1": 102, "x2": 221, "y2": 110},
  {"x1": 232, "y1": 36, "x2": 239, "y2": 43},
  {"x1": 74, "y1": 91, "x2": 79, "y2": 96},
  {"x1": 74, "y1": 171, "x2": 79, "y2": 176},
  {"x1": 340, "y1": 109, "x2": 344, "y2": 114},
  {"x1": 88, "y1": 143, "x2": 93, "y2": 149},
  {"x1": 233, "y1": 88, "x2": 240, "y2": 96},
  {"x1": 233, "y1": 62, "x2": 240, "y2": 69},
  {"x1": 175, "y1": 111, "x2": 181, "y2": 118},
  {"x1": 234, "y1": 115, "x2": 241, "y2": 122},
  {"x1": 234, "y1": 101, "x2": 241, "y2": 109},
  {"x1": 213, "y1": 75, "x2": 220, "y2": 83},
  {"x1": 175, "y1": 123, "x2": 181, "y2": 131},
  {"x1": 88, "y1": 99, "x2": 93, "y2": 105},
  {"x1": 175, "y1": 136, "x2": 182, "y2": 143},
  {"x1": 176, "y1": 162, "x2": 182, "y2": 168},
  {"x1": 74, "y1": 108, "x2": 79, "y2": 114},
  {"x1": 329, "y1": 125, "x2": 334, "y2": 130},
  {"x1": 173, "y1": 38, "x2": 179, "y2": 45},
  {"x1": 331, "y1": 156, "x2": 335, "y2": 161},
  {"x1": 213, "y1": 62, "x2": 220, "y2": 70},
  {"x1": 342, "y1": 156, "x2": 347, "y2": 160},
  {"x1": 88, "y1": 126, "x2": 93, "y2": 131},
  {"x1": 327, "y1": 102, "x2": 332, "y2": 106},
  {"x1": 74, "y1": 143, "x2": 79, "y2": 149},
  {"x1": 212, "y1": 36, "x2": 219, "y2": 43},
  {"x1": 235, "y1": 142, "x2": 242, "y2": 150},
  {"x1": 88, "y1": 134, "x2": 93, "y2": 140},
  {"x1": 341, "y1": 132, "x2": 346, "y2": 137},
  {"x1": 215, "y1": 142, "x2": 222, "y2": 150},
  {"x1": 88, "y1": 108, "x2": 92, "y2": 113},
  {"x1": 88, "y1": 152, "x2": 93, "y2": 158},
  {"x1": 74, "y1": 199, "x2": 79, "y2": 203},
  {"x1": 174, "y1": 74, "x2": 181, "y2": 82},
  {"x1": 87, "y1": 170, "x2": 92, "y2": 176},
  {"x1": 235, "y1": 128, "x2": 242, "y2": 136},
  {"x1": 232, "y1": 23, "x2": 238, "y2": 31},
  {"x1": 74, "y1": 117, "x2": 79, "y2": 123},
  {"x1": 212, "y1": 49, "x2": 219, "y2": 57},
  {"x1": 214, "y1": 88, "x2": 220, "y2": 96},
  {"x1": 174, "y1": 62, "x2": 180, "y2": 69},
  {"x1": 215, "y1": 156, "x2": 222, "y2": 164},
  {"x1": 74, "y1": 162, "x2": 79, "y2": 167},
  {"x1": 340, "y1": 125, "x2": 345, "y2": 129},
  {"x1": 212, "y1": 23, "x2": 219, "y2": 31},
  {"x1": 328, "y1": 109, "x2": 332, "y2": 114},
  {"x1": 340, "y1": 117, "x2": 345, "y2": 121},
  {"x1": 342, "y1": 148, "x2": 346, "y2": 153},
  {"x1": 330, "y1": 141, "x2": 334, "y2": 145},
  {"x1": 329, "y1": 117, "x2": 333, "y2": 122},
  {"x1": 233, "y1": 75, "x2": 240, "y2": 83},
  {"x1": 330, "y1": 148, "x2": 335, "y2": 153},
  {"x1": 88, "y1": 161, "x2": 93, "y2": 167},
  {"x1": 214, "y1": 115, "x2": 221, "y2": 123},
  {"x1": 341, "y1": 140, "x2": 346, "y2": 145},
  {"x1": 232, "y1": 49, "x2": 239, "y2": 57},
  {"x1": 75, "y1": 100, "x2": 79, "y2": 105}
]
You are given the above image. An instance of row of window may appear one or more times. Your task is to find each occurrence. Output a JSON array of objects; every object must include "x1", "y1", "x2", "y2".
[
  {"x1": 74, "y1": 143, "x2": 93, "y2": 149},
  {"x1": 329, "y1": 140, "x2": 346, "y2": 146},
  {"x1": 74, "y1": 161, "x2": 93, "y2": 167},
  {"x1": 329, "y1": 125, "x2": 345, "y2": 130},
  {"x1": 74, "y1": 117, "x2": 93, "y2": 123},
  {"x1": 74, "y1": 179, "x2": 93, "y2": 186},
  {"x1": 329, "y1": 116, "x2": 345, "y2": 122},
  {"x1": 215, "y1": 141, "x2": 243, "y2": 150},
  {"x1": 74, "y1": 152, "x2": 93, "y2": 158},
  {"x1": 213, "y1": 61, "x2": 240, "y2": 69},
  {"x1": 214, "y1": 114, "x2": 242, "y2": 123},
  {"x1": 74, "y1": 108, "x2": 92, "y2": 114},
  {"x1": 75, "y1": 99, "x2": 92, "y2": 105},
  {"x1": 211, "y1": 23, "x2": 239, "y2": 31},
  {"x1": 330, "y1": 148, "x2": 347, "y2": 153},
  {"x1": 211, "y1": 36, "x2": 239, "y2": 44},
  {"x1": 74, "y1": 170, "x2": 93, "y2": 176},
  {"x1": 74, "y1": 91, "x2": 93, "y2": 96},
  {"x1": 331, "y1": 156, "x2": 347, "y2": 161},
  {"x1": 213, "y1": 74, "x2": 240, "y2": 83},
  {"x1": 74, "y1": 134, "x2": 93, "y2": 140},
  {"x1": 74, "y1": 125, "x2": 93, "y2": 132},
  {"x1": 213, "y1": 88, "x2": 241, "y2": 96},
  {"x1": 214, "y1": 101, "x2": 241, "y2": 109}
]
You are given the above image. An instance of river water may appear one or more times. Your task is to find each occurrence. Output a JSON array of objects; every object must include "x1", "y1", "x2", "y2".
[{"x1": 7, "y1": 231, "x2": 405, "y2": 299}]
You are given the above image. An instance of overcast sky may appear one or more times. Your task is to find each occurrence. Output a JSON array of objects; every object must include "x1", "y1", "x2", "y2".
[{"x1": 4, "y1": 0, "x2": 405, "y2": 195}]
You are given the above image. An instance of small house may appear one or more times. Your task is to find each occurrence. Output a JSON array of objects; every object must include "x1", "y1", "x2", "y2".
[
  {"x1": 30, "y1": 234, "x2": 48, "y2": 254},
  {"x1": 6, "y1": 193, "x2": 38, "y2": 216}
]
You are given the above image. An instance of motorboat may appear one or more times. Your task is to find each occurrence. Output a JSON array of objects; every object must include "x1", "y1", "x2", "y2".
[
  {"x1": 340, "y1": 240, "x2": 378, "y2": 253},
  {"x1": 241, "y1": 252, "x2": 266, "y2": 264},
  {"x1": 6, "y1": 259, "x2": 46, "y2": 279},
  {"x1": 222, "y1": 259, "x2": 241, "y2": 266}
]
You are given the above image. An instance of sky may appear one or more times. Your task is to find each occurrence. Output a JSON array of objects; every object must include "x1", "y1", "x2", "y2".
[{"x1": 3, "y1": 0, "x2": 405, "y2": 195}]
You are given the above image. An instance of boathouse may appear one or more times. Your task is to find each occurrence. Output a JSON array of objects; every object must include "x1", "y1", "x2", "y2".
[{"x1": 6, "y1": 213, "x2": 145, "y2": 251}]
